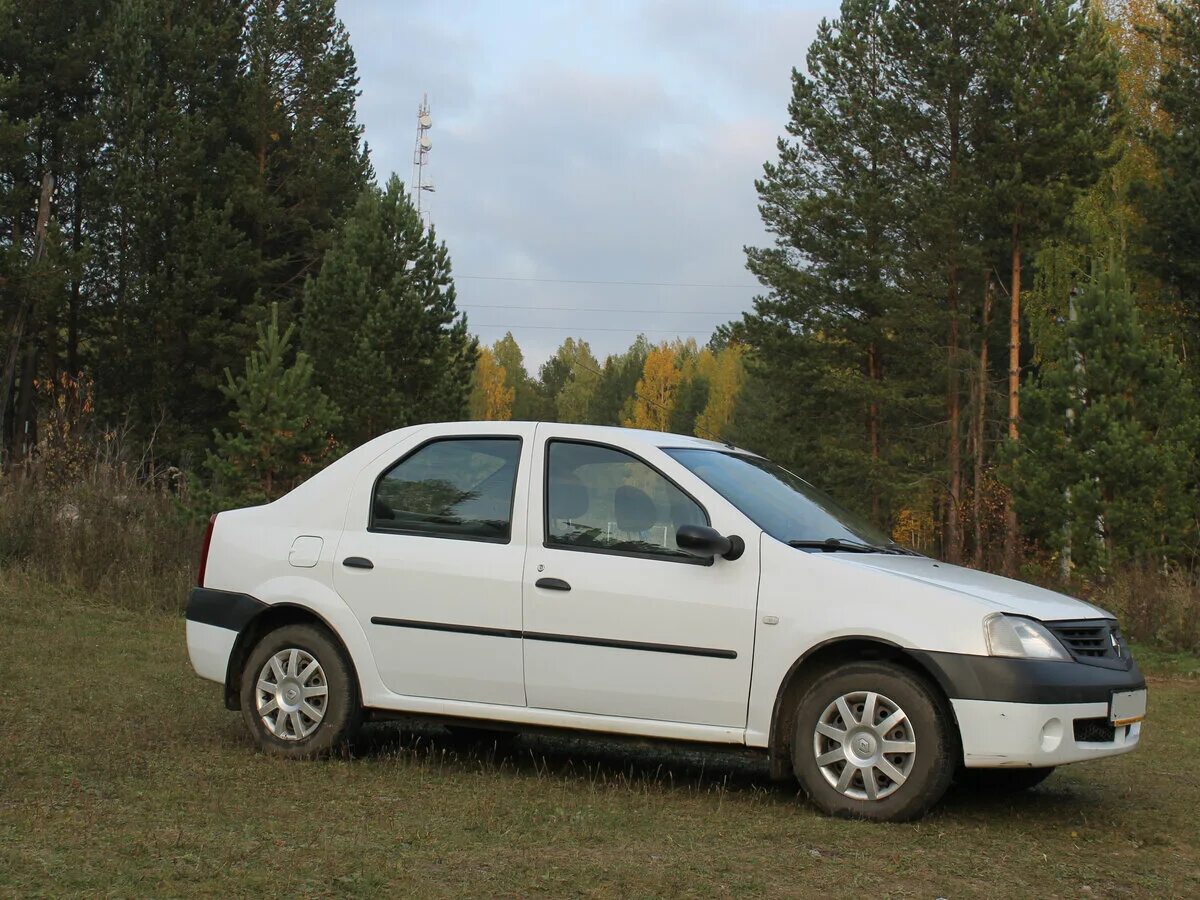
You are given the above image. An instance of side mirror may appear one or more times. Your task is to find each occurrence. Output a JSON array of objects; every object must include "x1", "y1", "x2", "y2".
[{"x1": 676, "y1": 524, "x2": 745, "y2": 561}]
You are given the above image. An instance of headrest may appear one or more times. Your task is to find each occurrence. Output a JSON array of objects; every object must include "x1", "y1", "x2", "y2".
[
  {"x1": 373, "y1": 497, "x2": 396, "y2": 521},
  {"x1": 549, "y1": 477, "x2": 589, "y2": 520},
  {"x1": 614, "y1": 485, "x2": 656, "y2": 532}
]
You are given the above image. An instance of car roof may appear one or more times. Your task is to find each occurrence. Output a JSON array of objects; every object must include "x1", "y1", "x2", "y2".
[{"x1": 388, "y1": 421, "x2": 751, "y2": 455}]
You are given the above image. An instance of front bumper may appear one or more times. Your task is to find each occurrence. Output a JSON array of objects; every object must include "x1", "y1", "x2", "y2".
[
  {"x1": 951, "y1": 698, "x2": 1142, "y2": 767},
  {"x1": 911, "y1": 649, "x2": 1146, "y2": 768}
]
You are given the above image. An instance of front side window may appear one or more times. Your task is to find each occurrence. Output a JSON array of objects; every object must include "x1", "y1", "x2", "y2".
[
  {"x1": 372, "y1": 438, "x2": 521, "y2": 541},
  {"x1": 664, "y1": 448, "x2": 901, "y2": 550},
  {"x1": 545, "y1": 440, "x2": 707, "y2": 560}
]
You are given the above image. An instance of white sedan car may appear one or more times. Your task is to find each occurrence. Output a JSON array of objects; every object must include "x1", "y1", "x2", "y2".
[{"x1": 186, "y1": 422, "x2": 1146, "y2": 821}]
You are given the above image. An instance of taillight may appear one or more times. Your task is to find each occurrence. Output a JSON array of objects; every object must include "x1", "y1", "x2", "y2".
[{"x1": 197, "y1": 514, "x2": 217, "y2": 587}]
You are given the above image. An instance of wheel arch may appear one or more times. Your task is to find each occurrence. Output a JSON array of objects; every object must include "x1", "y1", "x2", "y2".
[
  {"x1": 766, "y1": 636, "x2": 962, "y2": 781},
  {"x1": 223, "y1": 602, "x2": 359, "y2": 711}
]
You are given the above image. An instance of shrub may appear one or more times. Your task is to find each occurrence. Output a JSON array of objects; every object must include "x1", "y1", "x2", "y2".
[
  {"x1": 1091, "y1": 567, "x2": 1200, "y2": 653},
  {"x1": 0, "y1": 463, "x2": 202, "y2": 613}
]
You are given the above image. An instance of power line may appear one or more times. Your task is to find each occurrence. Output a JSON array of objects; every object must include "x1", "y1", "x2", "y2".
[
  {"x1": 461, "y1": 303, "x2": 742, "y2": 315},
  {"x1": 470, "y1": 323, "x2": 716, "y2": 334},
  {"x1": 457, "y1": 274, "x2": 758, "y2": 289}
]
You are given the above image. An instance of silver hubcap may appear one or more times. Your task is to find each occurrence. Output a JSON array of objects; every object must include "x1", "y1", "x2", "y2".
[
  {"x1": 255, "y1": 648, "x2": 328, "y2": 741},
  {"x1": 813, "y1": 690, "x2": 917, "y2": 801}
]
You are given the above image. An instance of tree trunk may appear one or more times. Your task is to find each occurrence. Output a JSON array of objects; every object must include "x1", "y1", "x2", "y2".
[
  {"x1": 16, "y1": 341, "x2": 37, "y2": 456},
  {"x1": 945, "y1": 91, "x2": 963, "y2": 564},
  {"x1": 972, "y1": 278, "x2": 994, "y2": 569},
  {"x1": 1003, "y1": 217, "x2": 1022, "y2": 575},
  {"x1": 67, "y1": 168, "x2": 84, "y2": 375},
  {"x1": 867, "y1": 341, "x2": 881, "y2": 522},
  {"x1": 0, "y1": 173, "x2": 54, "y2": 456}
]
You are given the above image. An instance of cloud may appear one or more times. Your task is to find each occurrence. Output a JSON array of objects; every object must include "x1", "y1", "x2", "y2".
[{"x1": 340, "y1": 0, "x2": 829, "y2": 366}]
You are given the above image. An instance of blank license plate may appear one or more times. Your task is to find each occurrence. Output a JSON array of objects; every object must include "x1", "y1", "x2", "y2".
[{"x1": 1110, "y1": 689, "x2": 1147, "y2": 725}]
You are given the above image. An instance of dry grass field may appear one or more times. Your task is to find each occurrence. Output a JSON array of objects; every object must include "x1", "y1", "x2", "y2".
[{"x1": 1, "y1": 584, "x2": 1197, "y2": 898}]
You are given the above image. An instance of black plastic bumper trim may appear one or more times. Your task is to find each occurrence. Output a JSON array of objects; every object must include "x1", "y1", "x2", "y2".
[
  {"x1": 186, "y1": 587, "x2": 268, "y2": 632},
  {"x1": 369, "y1": 616, "x2": 736, "y2": 659},
  {"x1": 911, "y1": 650, "x2": 1146, "y2": 705}
]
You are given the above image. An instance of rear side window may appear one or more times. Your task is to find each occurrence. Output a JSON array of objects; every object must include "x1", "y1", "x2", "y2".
[
  {"x1": 372, "y1": 438, "x2": 521, "y2": 542},
  {"x1": 545, "y1": 440, "x2": 707, "y2": 560}
]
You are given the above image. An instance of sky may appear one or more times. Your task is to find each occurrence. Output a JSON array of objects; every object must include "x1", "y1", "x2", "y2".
[{"x1": 339, "y1": 0, "x2": 833, "y2": 368}]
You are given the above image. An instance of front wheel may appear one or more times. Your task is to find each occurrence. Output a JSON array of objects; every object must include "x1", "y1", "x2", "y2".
[
  {"x1": 791, "y1": 661, "x2": 955, "y2": 821},
  {"x1": 239, "y1": 623, "x2": 361, "y2": 758}
]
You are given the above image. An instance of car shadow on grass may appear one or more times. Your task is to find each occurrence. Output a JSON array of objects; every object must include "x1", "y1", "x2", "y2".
[
  {"x1": 343, "y1": 719, "x2": 1113, "y2": 820},
  {"x1": 351, "y1": 718, "x2": 788, "y2": 799}
]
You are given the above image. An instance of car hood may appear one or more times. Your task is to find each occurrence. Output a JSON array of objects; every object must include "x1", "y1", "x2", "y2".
[{"x1": 829, "y1": 554, "x2": 1111, "y2": 621}]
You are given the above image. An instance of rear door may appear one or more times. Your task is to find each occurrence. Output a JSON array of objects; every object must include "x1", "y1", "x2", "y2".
[
  {"x1": 334, "y1": 424, "x2": 533, "y2": 706},
  {"x1": 521, "y1": 427, "x2": 761, "y2": 728}
]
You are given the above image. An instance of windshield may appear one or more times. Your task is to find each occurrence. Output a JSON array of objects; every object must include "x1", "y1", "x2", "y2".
[{"x1": 664, "y1": 448, "x2": 902, "y2": 551}]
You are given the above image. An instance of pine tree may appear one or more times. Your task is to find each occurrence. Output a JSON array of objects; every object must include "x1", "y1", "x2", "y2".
[
  {"x1": 91, "y1": 0, "x2": 255, "y2": 461},
  {"x1": 1142, "y1": 0, "x2": 1200, "y2": 350},
  {"x1": 301, "y1": 176, "x2": 475, "y2": 445},
  {"x1": 1013, "y1": 260, "x2": 1198, "y2": 573},
  {"x1": 468, "y1": 346, "x2": 514, "y2": 421},
  {"x1": 670, "y1": 345, "x2": 712, "y2": 436},
  {"x1": 242, "y1": 0, "x2": 370, "y2": 312},
  {"x1": 0, "y1": 0, "x2": 112, "y2": 454},
  {"x1": 891, "y1": 0, "x2": 996, "y2": 562},
  {"x1": 546, "y1": 337, "x2": 601, "y2": 424},
  {"x1": 207, "y1": 303, "x2": 339, "y2": 505},
  {"x1": 980, "y1": 0, "x2": 1117, "y2": 569},
  {"x1": 593, "y1": 336, "x2": 648, "y2": 426},
  {"x1": 535, "y1": 342, "x2": 574, "y2": 420},
  {"x1": 737, "y1": 0, "x2": 924, "y2": 521}
]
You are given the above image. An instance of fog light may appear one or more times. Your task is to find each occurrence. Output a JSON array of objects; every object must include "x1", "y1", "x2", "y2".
[{"x1": 1040, "y1": 717, "x2": 1063, "y2": 752}]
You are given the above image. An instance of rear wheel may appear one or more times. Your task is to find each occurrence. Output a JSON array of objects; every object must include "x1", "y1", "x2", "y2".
[
  {"x1": 239, "y1": 623, "x2": 361, "y2": 758},
  {"x1": 957, "y1": 766, "x2": 1055, "y2": 793},
  {"x1": 791, "y1": 661, "x2": 955, "y2": 821}
]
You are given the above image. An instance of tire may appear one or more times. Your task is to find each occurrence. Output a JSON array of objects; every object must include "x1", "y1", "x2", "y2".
[
  {"x1": 239, "y1": 623, "x2": 361, "y2": 758},
  {"x1": 957, "y1": 766, "x2": 1055, "y2": 793},
  {"x1": 791, "y1": 661, "x2": 955, "y2": 822}
]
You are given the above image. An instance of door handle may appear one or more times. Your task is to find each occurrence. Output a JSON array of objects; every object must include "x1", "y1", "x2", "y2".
[
  {"x1": 342, "y1": 556, "x2": 374, "y2": 570},
  {"x1": 535, "y1": 577, "x2": 571, "y2": 592}
]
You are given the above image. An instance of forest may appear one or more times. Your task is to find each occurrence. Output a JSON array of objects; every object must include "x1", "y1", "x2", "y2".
[
  {"x1": 471, "y1": 0, "x2": 1200, "y2": 597},
  {"x1": 2, "y1": 0, "x2": 1200, "y2": 645}
]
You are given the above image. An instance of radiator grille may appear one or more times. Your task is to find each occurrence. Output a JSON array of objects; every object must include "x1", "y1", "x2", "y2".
[
  {"x1": 1046, "y1": 619, "x2": 1126, "y2": 664},
  {"x1": 1074, "y1": 717, "x2": 1117, "y2": 744}
]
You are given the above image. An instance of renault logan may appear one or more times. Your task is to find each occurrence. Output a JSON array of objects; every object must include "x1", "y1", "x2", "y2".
[{"x1": 185, "y1": 422, "x2": 1146, "y2": 821}]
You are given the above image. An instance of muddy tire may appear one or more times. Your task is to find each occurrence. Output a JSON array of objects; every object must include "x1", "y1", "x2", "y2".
[
  {"x1": 239, "y1": 623, "x2": 361, "y2": 759},
  {"x1": 791, "y1": 661, "x2": 955, "y2": 821}
]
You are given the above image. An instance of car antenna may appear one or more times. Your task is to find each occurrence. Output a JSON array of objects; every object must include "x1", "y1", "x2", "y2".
[{"x1": 569, "y1": 357, "x2": 738, "y2": 450}]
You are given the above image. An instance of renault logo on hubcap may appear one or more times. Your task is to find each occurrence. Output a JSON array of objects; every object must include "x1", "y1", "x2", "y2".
[
  {"x1": 286, "y1": 688, "x2": 299, "y2": 701},
  {"x1": 857, "y1": 737, "x2": 871, "y2": 754}
]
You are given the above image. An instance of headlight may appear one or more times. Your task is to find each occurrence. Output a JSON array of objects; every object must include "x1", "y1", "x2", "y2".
[{"x1": 984, "y1": 614, "x2": 1071, "y2": 661}]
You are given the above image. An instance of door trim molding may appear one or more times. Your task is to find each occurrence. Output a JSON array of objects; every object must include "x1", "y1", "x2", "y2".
[
  {"x1": 370, "y1": 616, "x2": 521, "y2": 639},
  {"x1": 369, "y1": 616, "x2": 737, "y2": 659}
]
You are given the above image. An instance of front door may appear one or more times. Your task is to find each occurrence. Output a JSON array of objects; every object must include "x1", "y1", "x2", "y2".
[
  {"x1": 521, "y1": 428, "x2": 760, "y2": 728},
  {"x1": 334, "y1": 427, "x2": 533, "y2": 707}
]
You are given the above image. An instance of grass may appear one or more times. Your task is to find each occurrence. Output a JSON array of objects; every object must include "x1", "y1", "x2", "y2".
[{"x1": 1, "y1": 584, "x2": 1198, "y2": 898}]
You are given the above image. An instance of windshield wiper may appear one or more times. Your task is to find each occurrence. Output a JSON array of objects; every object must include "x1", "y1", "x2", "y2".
[{"x1": 787, "y1": 538, "x2": 914, "y2": 555}]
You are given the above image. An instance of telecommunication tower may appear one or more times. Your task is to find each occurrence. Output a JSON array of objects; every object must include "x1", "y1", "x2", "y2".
[{"x1": 411, "y1": 94, "x2": 435, "y2": 225}]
